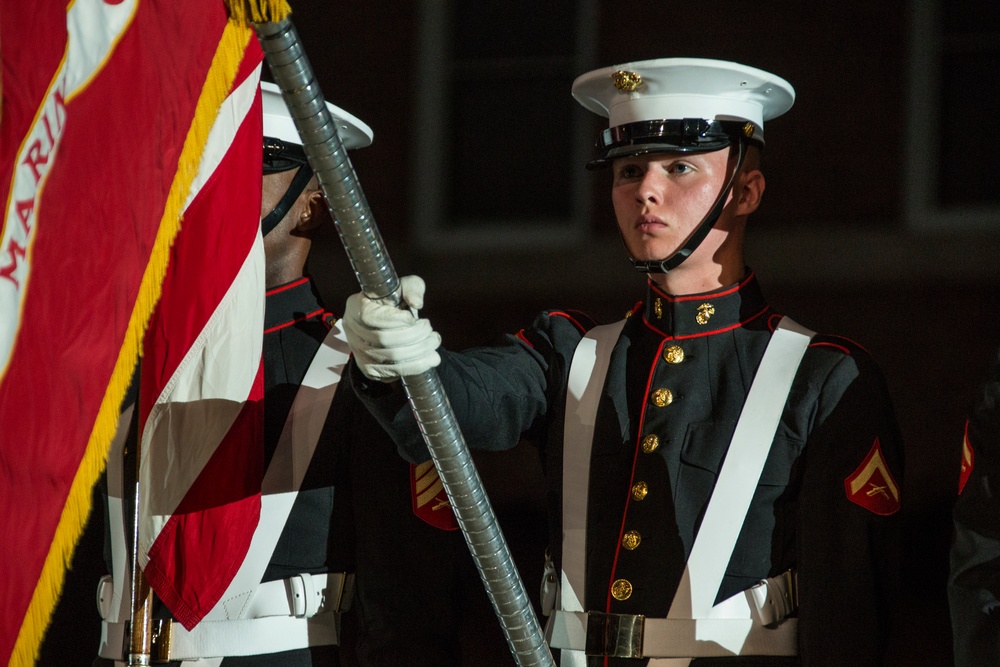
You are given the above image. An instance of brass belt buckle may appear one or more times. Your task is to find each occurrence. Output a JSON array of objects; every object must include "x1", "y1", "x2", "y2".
[{"x1": 585, "y1": 611, "x2": 644, "y2": 659}]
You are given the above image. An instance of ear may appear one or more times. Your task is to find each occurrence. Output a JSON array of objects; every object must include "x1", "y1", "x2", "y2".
[
  {"x1": 297, "y1": 189, "x2": 330, "y2": 232},
  {"x1": 734, "y1": 168, "x2": 765, "y2": 217}
]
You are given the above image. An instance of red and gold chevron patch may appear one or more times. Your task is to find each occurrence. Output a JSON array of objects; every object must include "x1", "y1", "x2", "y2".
[
  {"x1": 958, "y1": 420, "x2": 975, "y2": 495},
  {"x1": 410, "y1": 461, "x2": 459, "y2": 531},
  {"x1": 844, "y1": 438, "x2": 900, "y2": 515}
]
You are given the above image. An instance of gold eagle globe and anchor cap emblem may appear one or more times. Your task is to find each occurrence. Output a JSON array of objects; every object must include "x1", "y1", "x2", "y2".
[{"x1": 611, "y1": 69, "x2": 643, "y2": 92}]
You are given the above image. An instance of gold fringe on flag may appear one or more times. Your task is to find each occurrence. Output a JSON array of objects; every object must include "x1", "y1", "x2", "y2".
[
  {"x1": 10, "y1": 16, "x2": 257, "y2": 667},
  {"x1": 224, "y1": 0, "x2": 292, "y2": 26}
]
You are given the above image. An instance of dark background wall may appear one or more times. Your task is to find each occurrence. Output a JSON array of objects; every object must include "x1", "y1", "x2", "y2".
[{"x1": 41, "y1": 2, "x2": 1000, "y2": 665}]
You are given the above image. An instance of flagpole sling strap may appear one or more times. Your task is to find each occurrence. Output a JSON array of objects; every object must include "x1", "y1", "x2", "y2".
[
  {"x1": 205, "y1": 322, "x2": 351, "y2": 622},
  {"x1": 102, "y1": 404, "x2": 137, "y2": 625},
  {"x1": 669, "y1": 317, "x2": 813, "y2": 621},
  {"x1": 560, "y1": 321, "x2": 626, "y2": 614},
  {"x1": 551, "y1": 317, "x2": 813, "y2": 662},
  {"x1": 545, "y1": 320, "x2": 625, "y2": 667},
  {"x1": 98, "y1": 573, "x2": 352, "y2": 660}
]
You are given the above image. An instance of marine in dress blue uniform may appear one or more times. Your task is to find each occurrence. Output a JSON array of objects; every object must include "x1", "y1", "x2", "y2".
[
  {"x1": 948, "y1": 346, "x2": 1000, "y2": 666},
  {"x1": 342, "y1": 59, "x2": 904, "y2": 666},
  {"x1": 93, "y1": 81, "x2": 373, "y2": 667},
  {"x1": 265, "y1": 277, "x2": 473, "y2": 667},
  {"x1": 257, "y1": 83, "x2": 476, "y2": 667}
]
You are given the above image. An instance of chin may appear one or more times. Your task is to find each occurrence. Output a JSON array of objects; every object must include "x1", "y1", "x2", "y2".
[{"x1": 628, "y1": 243, "x2": 679, "y2": 263}]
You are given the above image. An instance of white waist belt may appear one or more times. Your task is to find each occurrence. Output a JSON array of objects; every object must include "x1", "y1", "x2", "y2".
[
  {"x1": 99, "y1": 612, "x2": 339, "y2": 660},
  {"x1": 98, "y1": 572, "x2": 352, "y2": 660},
  {"x1": 547, "y1": 611, "x2": 797, "y2": 658},
  {"x1": 546, "y1": 569, "x2": 798, "y2": 659}
]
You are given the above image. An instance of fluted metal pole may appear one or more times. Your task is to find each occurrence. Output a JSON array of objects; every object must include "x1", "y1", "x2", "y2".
[{"x1": 254, "y1": 18, "x2": 554, "y2": 667}]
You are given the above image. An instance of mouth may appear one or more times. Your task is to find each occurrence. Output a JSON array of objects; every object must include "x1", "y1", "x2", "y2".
[{"x1": 635, "y1": 214, "x2": 666, "y2": 234}]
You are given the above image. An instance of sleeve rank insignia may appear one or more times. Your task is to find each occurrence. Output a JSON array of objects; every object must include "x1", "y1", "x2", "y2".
[
  {"x1": 958, "y1": 420, "x2": 975, "y2": 495},
  {"x1": 411, "y1": 461, "x2": 459, "y2": 531},
  {"x1": 844, "y1": 438, "x2": 900, "y2": 516}
]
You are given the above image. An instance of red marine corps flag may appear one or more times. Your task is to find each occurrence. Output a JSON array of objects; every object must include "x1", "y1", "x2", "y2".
[{"x1": 0, "y1": 0, "x2": 288, "y2": 663}]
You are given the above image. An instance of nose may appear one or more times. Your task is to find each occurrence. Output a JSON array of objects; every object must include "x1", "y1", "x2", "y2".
[{"x1": 635, "y1": 167, "x2": 662, "y2": 206}]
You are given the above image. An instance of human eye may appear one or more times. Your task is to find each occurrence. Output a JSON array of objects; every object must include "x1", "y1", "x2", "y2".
[
  {"x1": 669, "y1": 161, "x2": 695, "y2": 175},
  {"x1": 614, "y1": 162, "x2": 643, "y2": 181}
]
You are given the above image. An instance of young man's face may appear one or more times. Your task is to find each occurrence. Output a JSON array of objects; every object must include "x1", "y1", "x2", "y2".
[{"x1": 610, "y1": 147, "x2": 735, "y2": 266}]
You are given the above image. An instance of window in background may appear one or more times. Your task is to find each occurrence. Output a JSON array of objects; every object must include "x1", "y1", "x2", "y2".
[
  {"x1": 411, "y1": 0, "x2": 598, "y2": 251},
  {"x1": 907, "y1": 0, "x2": 1000, "y2": 231}
]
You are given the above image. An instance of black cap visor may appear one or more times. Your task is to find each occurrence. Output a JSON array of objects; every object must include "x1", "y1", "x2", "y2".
[
  {"x1": 263, "y1": 136, "x2": 309, "y2": 174},
  {"x1": 587, "y1": 118, "x2": 759, "y2": 169}
]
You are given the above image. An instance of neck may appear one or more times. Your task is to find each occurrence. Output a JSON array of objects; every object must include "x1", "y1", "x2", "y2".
[
  {"x1": 263, "y1": 236, "x2": 311, "y2": 289},
  {"x1": 648, "y1": 264, "x2": 739, "y2": 295},
  {"x1": 648, "y1": 221, "x2": 746, "y2": 296},
  {"x1": 266, "y1": 270, "x2": 304, "y2": 290},
  {"x1": 265, "y1": 253, "x2": 308, "y2": 289},
  {"x1": 647, "y1": 231, "x2": 745, "y2": 296}
]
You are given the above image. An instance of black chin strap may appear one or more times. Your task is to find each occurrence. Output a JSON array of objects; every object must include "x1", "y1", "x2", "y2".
[
  {"x1": 630, "y1": 140, "x2": 747, "y2": 274},
  {"x1": 261, "y1": 163, "x2": 314, "y2": 237}
]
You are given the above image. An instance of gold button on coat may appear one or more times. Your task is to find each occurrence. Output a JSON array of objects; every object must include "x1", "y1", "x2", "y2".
[
  {"x1": 651, "y1": 388, "x2": 673, "y2": 407},
  {"x1": 632, "y1": 481, "x2": 648, "y2": 501},
  {"x1": 663, "y1": 345, "x2": 685, "y2": 364},
  {"x1": 641, "y1": 434, "x2": 660, "y2": 454},
  {"x1": 623, "y1": 530, "x2": 641, "y2": 550},
  {"x1": 611, "y1": 579, "x2": 633, "y2": 601}
]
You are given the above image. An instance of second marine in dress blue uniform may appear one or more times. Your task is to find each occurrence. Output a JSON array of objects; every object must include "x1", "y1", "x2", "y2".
[
  {"x1": 948, "y1": 345, "x2": 1000, "y2": 667},
  {"x1": 266, "y1": 278, "x2": 474, "y2": 667},
  {"x1": 255, "y1": 278, "x2": 353, "y2": 667}
]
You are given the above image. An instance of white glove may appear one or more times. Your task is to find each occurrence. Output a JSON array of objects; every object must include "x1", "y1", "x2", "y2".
[{"x1": 342, "y1": 275, "x2": 442, "y2": 382}]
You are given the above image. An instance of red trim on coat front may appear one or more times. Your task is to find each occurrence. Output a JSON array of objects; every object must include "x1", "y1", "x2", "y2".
[
  {"x1": 265, "y1": 276, "x2": 310, "y2": 297},
  {"x1": 605, "y1": 338, "x2": 666, "y2": 614},
  {"x1": 263, "y1": 307, "x2": 325, "y2": 334}
]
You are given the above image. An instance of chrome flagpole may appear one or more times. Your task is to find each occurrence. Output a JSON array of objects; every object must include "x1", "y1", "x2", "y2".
[{"x1": 254, "y1": 17, "x2": 554, "y2": 667}]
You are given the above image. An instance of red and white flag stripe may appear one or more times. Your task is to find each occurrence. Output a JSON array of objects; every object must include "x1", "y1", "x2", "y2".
[{"x1": 137, "y1": 59, "x2": 266, "y2": 630}]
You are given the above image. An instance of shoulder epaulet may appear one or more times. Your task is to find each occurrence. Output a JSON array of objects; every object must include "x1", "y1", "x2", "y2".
[
  {"x1": 808, "y1": 333, "x2": 872, "y2": 357},
  {"x1": 546, "y1": 309, "x2": 598, "y2": 334},
  {"x1": 513, "y1": 308, "x2": 598, "y2": 350},
  {"x1": 766, "y1": 313, "x2": 869, "y2": 357}
]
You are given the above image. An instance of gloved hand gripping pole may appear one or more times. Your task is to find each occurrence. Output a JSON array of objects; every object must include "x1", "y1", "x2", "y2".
[{"x1": 254, "y1": 18, "x2": 554, "y2": 667}]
